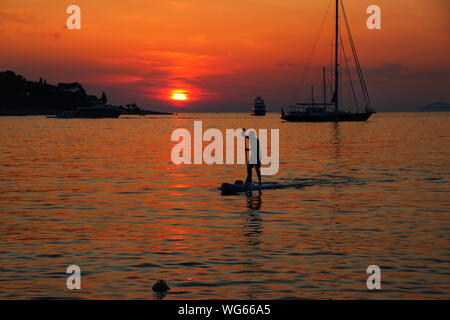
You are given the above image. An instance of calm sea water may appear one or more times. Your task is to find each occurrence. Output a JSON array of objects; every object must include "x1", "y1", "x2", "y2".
[{"x1": 0, "y1": 112, "x2": 449, "y2": 299}]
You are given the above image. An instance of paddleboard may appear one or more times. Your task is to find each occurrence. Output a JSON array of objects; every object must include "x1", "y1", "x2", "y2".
[{"x1": 220, "y1": 182, "x2": 283, "y2": 193}]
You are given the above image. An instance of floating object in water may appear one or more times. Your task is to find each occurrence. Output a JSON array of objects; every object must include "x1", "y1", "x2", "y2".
[
  {"x1": 152, "y1": 279, "x2": 170, "y2": 292},
  {"x1": 220, "y1": 181, "x2": 308, "y2": 194}
]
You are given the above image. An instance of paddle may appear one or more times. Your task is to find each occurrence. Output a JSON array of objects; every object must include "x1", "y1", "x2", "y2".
[
  {"x1": 243, "y1": 128, "x2": 249, "y2": 166},
  {"x1": 242, "y1": 128, "x2": 251, "y2": 185}
]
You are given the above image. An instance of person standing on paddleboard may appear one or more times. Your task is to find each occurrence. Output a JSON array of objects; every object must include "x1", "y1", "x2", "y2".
[{"x1": 242, "y1": 128, "x2": 262, "y2": 185}]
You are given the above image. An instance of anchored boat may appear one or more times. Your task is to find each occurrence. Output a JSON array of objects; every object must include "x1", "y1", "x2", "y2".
[
  {"x1": 281, "y1": 0, "x2": 375, "y2": 122},
  {"x1": 252, "y1": 96, "x2": 267, "y2": 116}
]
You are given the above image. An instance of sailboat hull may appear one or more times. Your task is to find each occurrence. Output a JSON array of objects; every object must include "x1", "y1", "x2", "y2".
[{"x1": 281, "y1": 111, "x2": 374, "y2": 122}]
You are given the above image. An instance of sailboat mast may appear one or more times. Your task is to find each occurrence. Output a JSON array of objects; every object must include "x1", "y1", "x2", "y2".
[
  {"x1": 334, "y1": 0, "x2": 339, "y2": 111},
  {"x1": 323, "y1": 66, "x2": 326, "y2": 106}
]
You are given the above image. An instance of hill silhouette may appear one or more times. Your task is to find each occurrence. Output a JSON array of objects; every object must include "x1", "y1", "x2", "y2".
[
  {"x1": 418, "y1": 102, "x2": 450, "y2": 112},
  {"x1": 0, "y1": 71, "x2": 170, "y2": 116}
]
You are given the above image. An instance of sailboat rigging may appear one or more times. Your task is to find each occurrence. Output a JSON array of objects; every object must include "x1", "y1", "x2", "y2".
[{"x1": 281, "y1": 0, "x2": 375, "y2": 122}]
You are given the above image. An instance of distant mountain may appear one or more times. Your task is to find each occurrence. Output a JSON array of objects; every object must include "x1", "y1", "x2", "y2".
[
  {"x1": 419, "y1": 102, "x2": 450, "y2": 112},
  {"x1": 0, "y1": 71, "x2": 170, "y2": 116}
]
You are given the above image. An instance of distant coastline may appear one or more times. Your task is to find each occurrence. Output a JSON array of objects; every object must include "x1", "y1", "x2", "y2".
[
  {"x1": 0, "y1": 71, "x2": 172, "y2": 116},
  {"x1": 418, "y1": 102, "x2": 450, "y2": 112}
]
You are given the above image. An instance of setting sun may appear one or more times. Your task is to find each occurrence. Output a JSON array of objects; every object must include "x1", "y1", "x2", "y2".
[{"x1": 172, "y1": 91, "x2": 188, "y2": 101}]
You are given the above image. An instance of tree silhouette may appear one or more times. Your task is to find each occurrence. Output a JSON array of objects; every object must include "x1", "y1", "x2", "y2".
[{"x1": 101, "y1": 91, "x2": 107, "y2": 105}]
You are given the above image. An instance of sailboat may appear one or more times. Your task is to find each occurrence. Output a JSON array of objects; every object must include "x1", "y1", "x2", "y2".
[{"x1": 281, "y1": 0, "x2": 375, "y2": 122}]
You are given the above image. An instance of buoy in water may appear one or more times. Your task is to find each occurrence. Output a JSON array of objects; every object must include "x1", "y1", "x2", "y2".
[{"x1": 152, "y1": 279, "x2": 170, "y2": 292}]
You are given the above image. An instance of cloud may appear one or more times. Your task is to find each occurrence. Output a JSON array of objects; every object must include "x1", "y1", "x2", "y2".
[
  {"x1": 107, "y1": 49, "x2": 242, "y2": 103},
  {"x1": 83, "y1": 74, "x2": 145, "y2": 84},
  {"x1": 0, "y1": 9, "x2": 40, "y2": 26},
  {"x1": 138, "y1": 50, "x2": 241, "y2": 77},
  {"x1": 14, "y1": 30, "x2": 62, "y2": 41},
  {"x1": 188, "y1": 34, "x2": 207, "y2": 43},
  {"x1": 0, "y1": 9, "x2": 59, "y2": 40},
  {"x1": 366, "y1": 63, "x2": 409, "y2": 79},
  {"x1": 245, "y1": 40, "x2": 270, "y2": 51},
  {"x1": 274, "y1": 61, "x2": 301, "y2": 69},
  {"x1": 163, "y1": 1, "x2": 188, "y2": 10},
  {"x1": 366, "y1": 63, "x2": 450, "y2": 82}
]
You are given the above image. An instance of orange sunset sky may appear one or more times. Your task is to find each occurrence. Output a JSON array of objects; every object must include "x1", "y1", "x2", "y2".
[{"x1": 0, "y1": 0, "x2": 449, "y2": 112}]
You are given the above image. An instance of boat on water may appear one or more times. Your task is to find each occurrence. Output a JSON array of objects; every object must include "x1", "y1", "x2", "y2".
[
  {"x1": 54, "y1": 105, "x2": 121, "y2": 118},
  {"x1": 252, "y1": 96, "x2": 267, "y2": 116},
  {"x1": 221, "y1": 182, "x2": 282, "y2": 194},
  {"x1": 281, "y1": 0, "x2": 375, "y2": 122}
]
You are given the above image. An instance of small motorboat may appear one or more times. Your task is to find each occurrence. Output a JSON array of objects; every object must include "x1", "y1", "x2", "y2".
[{"x1": 252, "y1": 96, "x2": 267, "y2": 116}]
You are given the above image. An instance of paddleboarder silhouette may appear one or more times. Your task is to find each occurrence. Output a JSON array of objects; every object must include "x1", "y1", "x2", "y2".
[{"x1": 242, "y1": 128, "x2": 261, "y2": 185}]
